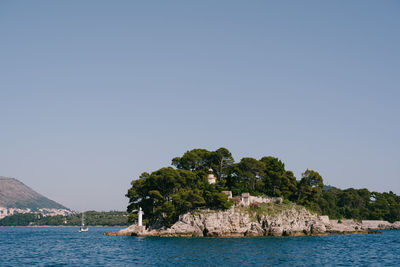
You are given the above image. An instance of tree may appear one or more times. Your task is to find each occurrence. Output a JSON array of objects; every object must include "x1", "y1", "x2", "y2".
[
  {"x1": 172, "y1": 189, "x2": 206, "y2": 216},
  {"x1": 260, "y1": 156, "x2": 294, "y2": 197},
  {"x1": 297, "y1": 169, "x2": 324, "y2": 206},
  {"x1": 208, "y1": 148, "x2": 234, "y2": 180},
  {"x1": 284, "y1": 171, "x2": 298, "y2": 200},
  {"x1": 225, "y1": 163, "x2": 242, "y2": 195},
  {"x1": 237, "y1": 158, "x2": 265, "y2": 192},
  {"x1": 172, "y1": 149, "x2": 211, "y2": 171}
]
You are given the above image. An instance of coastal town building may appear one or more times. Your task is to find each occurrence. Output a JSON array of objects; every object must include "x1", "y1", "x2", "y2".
[
  {"x1": 0, "y1": 207, "x2": 32, "y2": 219},
  {"x1": 0, "y1": 206, "x2": 73, "y2": 220},
  {"x1": 38, "y1": 208, "x2": 73, "y2": 217}
]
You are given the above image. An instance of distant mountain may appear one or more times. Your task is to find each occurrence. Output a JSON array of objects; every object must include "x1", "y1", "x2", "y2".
[{"x1": 0, "y1": 177, "x2": 68, "y2": 211}]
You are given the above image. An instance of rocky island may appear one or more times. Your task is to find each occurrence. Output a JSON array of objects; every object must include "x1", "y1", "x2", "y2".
[{"x1": 105, "y1": 148, "x2": 400, "y2": 237}]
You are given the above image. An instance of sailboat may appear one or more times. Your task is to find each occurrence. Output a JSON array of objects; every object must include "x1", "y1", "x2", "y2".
[{"x1": 79, "y1": 212, "x2": 89, "y2": 232}]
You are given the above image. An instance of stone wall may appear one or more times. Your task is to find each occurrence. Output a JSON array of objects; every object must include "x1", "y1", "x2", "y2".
[{"x1": 240, "y1": 194, "x2": 283, "y2": 206}]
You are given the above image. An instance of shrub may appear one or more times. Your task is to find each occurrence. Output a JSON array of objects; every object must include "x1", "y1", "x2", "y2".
[
  {"x1": 233, "y1": 196, "x2": 241, "y2": 205},
  {"x1": 250, "y1": 202, "x2": 259, "y2": 209}
]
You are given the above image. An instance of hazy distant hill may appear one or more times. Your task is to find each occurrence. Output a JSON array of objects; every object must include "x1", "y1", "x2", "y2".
[{"x1": 0, "y1": 177, "x2": 68, "y2": 211}]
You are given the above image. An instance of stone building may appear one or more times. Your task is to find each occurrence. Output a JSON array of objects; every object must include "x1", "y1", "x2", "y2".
[
  {"x1": 207, "y1": 168, "x2": 216, "y2": 184},
  {"x1": 241, "y1": 193, "x2": 250, "y2": 205}
]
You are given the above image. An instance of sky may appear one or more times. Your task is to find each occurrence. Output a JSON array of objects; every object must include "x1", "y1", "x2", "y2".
[{"x1": 0, "y1": 1, "x2": 399, "y2": 211}]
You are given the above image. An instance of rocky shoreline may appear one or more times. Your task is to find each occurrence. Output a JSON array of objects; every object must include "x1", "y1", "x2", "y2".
[{"x1": 104, "y1": 204, "x2": 400, "y2": 237}]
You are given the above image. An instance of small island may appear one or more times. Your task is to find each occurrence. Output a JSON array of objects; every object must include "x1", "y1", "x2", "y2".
[{"x1": 105, "y1": 148, "x2": 400, "y2": 237}]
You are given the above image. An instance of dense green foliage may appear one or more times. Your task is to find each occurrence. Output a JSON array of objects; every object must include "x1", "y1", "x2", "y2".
[
  {"x1": 127, "y1": 148, "x2": 400, "y2": 226},
  {"x1": 0, "y1": 213, "x2": 38, "y2": 226},
  {"x1": 0, "y1": 211, "x2": 128, "y2": 226},
  {"x1": 318, "y1": 188, "x2": 400, "y2": 222},
  {"x1": 126, "y1": 166, "x2": 232, "y2": 227}
]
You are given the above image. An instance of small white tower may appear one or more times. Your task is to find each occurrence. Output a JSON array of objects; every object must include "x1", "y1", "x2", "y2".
[
  {"x1": 207, "y1": 168, "x2": 216, "y2": 184},
  {"x1": 138, "y1": 207, "x2": 144, "y2": 226}
]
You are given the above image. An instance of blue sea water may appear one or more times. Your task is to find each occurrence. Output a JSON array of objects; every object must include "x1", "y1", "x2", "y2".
[{"x1": 1, "y1": 227, "x2": 400, "y2": 266}]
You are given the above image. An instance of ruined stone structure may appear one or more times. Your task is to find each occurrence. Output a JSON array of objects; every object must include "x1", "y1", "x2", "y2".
[
  {"x1": 241, "y1": 193, "x2": 250, "y2": 205},
  {"x1": 236, "y1": 193, "x2": 283, "y2": 206},
  {"x1": 221, "y1": 191, "x2": 283, "y2": 206}
]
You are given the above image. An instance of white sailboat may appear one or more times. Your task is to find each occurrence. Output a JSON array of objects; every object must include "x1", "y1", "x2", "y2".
[{"x1": 79, "y1": 212, "x2": 88, "y2": 232}]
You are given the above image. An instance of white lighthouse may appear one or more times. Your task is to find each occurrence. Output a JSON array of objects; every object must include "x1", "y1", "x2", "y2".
[
  {"x1": 207, "y1": 168, "x2": 216, "y2": 184},
  {"x1": 138, "y1": 207, "x2": 144, "y2": 226}
]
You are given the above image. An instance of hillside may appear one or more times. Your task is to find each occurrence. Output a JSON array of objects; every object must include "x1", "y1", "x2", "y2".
[{"x1": 0, "y1": 176, "x2": 68, "y2": 211}]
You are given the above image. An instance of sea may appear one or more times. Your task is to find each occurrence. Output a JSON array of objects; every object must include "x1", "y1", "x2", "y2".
[{"x1": 1, "y1": 227, "x2": 399, "y2": 266}]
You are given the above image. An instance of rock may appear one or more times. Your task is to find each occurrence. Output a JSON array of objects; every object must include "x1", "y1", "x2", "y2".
[
  {"x1": 245, "y1": 223, "x2": 265, "y2": 236},
  {"x1": 311, "y1": 222, "x2": 326, "y2": 234},
  {"x1": 168, "y1": 221, "x2": 203, "y2": 236},
  {"x1": 104, "y1": 225, "x2": 145, "y2": 236},
  {"x1": 105, "y1": 204, "x2": 400, "y2": 237},
  {"x1": 319, "y1": 215, "x2": 330, "y2": 225},
  {"x1": 269, "y1": 226, "x2": 283, "y2": 236}
]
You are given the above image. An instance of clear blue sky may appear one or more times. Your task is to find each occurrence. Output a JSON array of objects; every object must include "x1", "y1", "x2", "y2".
[{"x1": 1, "y1": 1, "x2": 399, "y2": 211}]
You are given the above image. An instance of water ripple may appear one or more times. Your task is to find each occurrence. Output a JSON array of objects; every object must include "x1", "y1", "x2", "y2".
[{"x1": 1, "y1": 227, "x2": 400, "y2": 266}]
